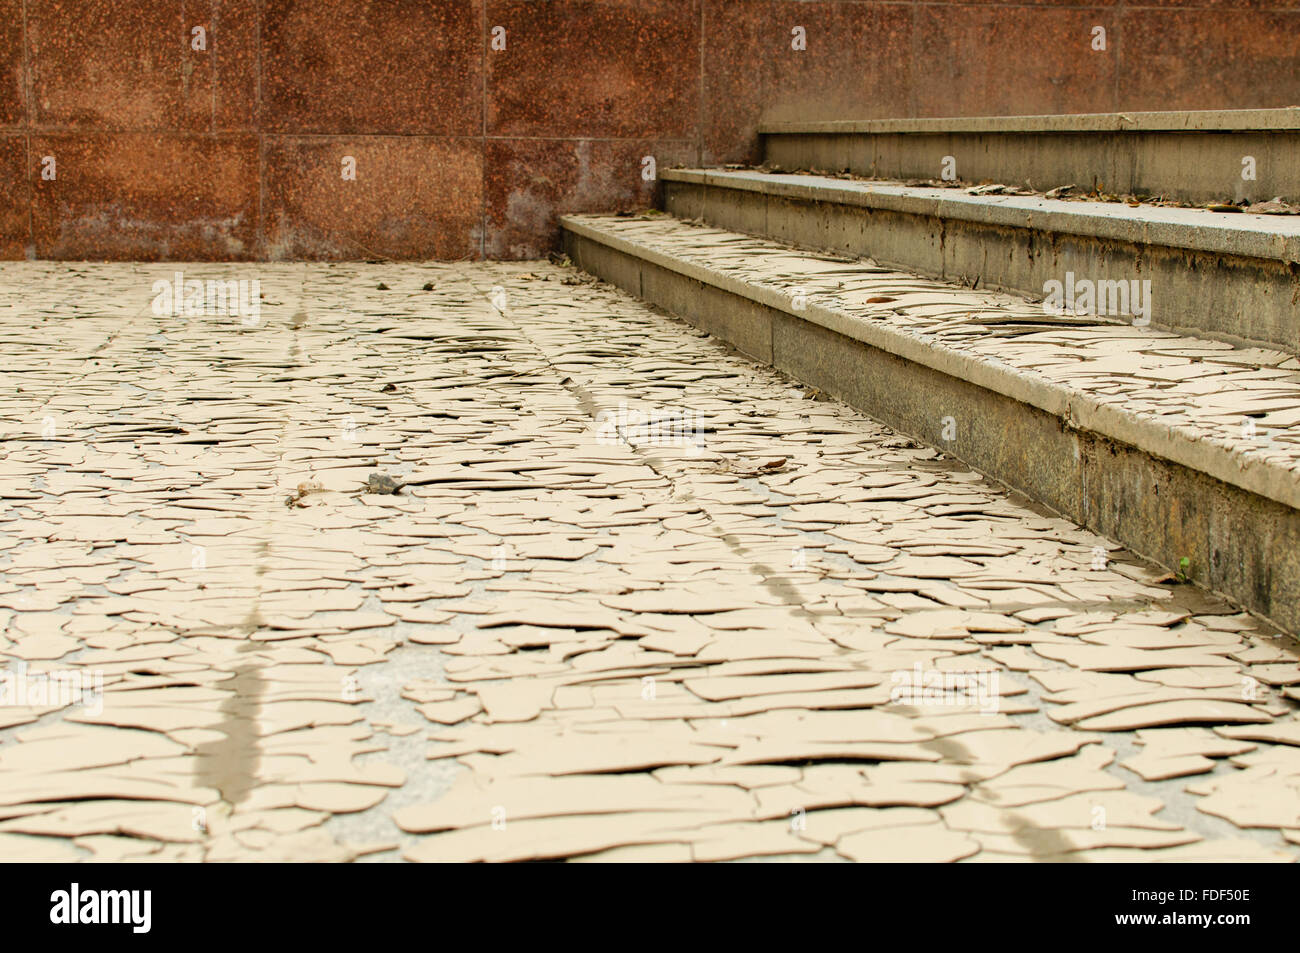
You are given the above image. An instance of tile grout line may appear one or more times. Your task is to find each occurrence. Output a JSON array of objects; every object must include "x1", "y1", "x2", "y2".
[
  {"x1": 20, "y1": 0, "x2": 32, "y2": 258},
  {"x1": 480, "y1": 0, "x2": 488, "y2": 260},
  {"x1": 697, "y1": 0, "x2": 704, "y2": 167},
  {"x1": 256, "y1": 0, "x2": 264, "y2": 260}
]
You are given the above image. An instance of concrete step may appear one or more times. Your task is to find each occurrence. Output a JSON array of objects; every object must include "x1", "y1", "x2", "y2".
[
  {"x1": 662, "y1": 168, "x2": 1300, "y2": 357},
  {"x1": 561, "y1": 212, "x2": 1300, "y2": 635},
  {"x1": 760, "y1": 109, "x2": 1300, "y2": 207}
]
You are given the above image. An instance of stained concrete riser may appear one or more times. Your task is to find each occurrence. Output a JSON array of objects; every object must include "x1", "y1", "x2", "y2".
[{"x1": 763, "y1": 131, "x2": 1300, "y2": 206}]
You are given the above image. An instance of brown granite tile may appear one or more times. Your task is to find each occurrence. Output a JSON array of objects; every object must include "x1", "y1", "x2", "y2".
[
  {"x1": 1126, "y1": 0, "x2": 1297, "y2": 7},
  {"x1": 487, "y1": 0, "x2": 699, "y2": 139},
  {"x1": 702, "y1": 1, "x2": 912, "y2": 165},
  {"x1": 760, "y1": 3, "x2": 912, "y2": 124},
  {"x1": 191, "y1": 0, "x2": 261, "y2": 131},
  {"x1": 951, "y1": 0, "x2": 1120, "y2": 5},
  {"x1": 29, "y1": 133, "x2": 259, "y2": 259},
  {"x1": 0, "y1": 0, "x2": 24, "y2": 129},
  {"x1": 29, "y1": 0, "x2": 191, "y2": 130},
  {"x1": 701, "y1": 0, "x2": 760, "y2": 165},
  {"x1": 262, "y1": 0, "x2": 482, "y2": 135},
  {"x1": 28, "y1": 0, "x2": 256, "y2": 132},
  {"x1": 0, "y1": 134, "x2": 28, "y2": 258},
  {"x1": 484, "y1": 137, "x2": 693, "y2": 258},
  {"x1": 263, "y1": 136, "x2": 483, "y2": 260},
  {"x1": 910, "y1": 6, "x2": 1117, "y2": 118},
  {"x1": 1118, "y1": 10, "x2": 1300, "y2": 112}
]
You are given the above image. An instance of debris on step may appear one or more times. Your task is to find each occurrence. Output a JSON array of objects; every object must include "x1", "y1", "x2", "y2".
[
  {"x1": 364, "y1": 473, "x2": 403, "y2": 495},
  {"x1": 967, "y1": 183, "x2": 1030, "y2": 196},
  {"x1": 286, "y1": 480, "x2": 326, "y2": 508},
  {"x1": 1245, "y1": 198, "x2": 1300, "y2": 215},
  {"x1": 716, "y1": 456, "x2": 792, "y2": 476}
]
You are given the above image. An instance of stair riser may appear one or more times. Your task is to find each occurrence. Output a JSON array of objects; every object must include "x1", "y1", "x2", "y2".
[
  {"x1": 564, "y1": 226, "x2": 1300, "y2": 636},
  {"x1": 763, "y1": 131, "x2": 1300, "y2": 206},
  {"x1": 665, "y1": 180, "x2": 1300, "y2": 355}
]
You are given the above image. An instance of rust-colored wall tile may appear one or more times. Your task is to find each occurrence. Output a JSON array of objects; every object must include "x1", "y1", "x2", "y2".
[
  {"x1": 0, "y1": 134, "x2": 28, "y2": 257},
  {"x1": 485, "y1": 138, "x2": 693, "y2": 258},
  {"x1": 262, "y1": 0, "x2": 483, "y2": 135},
  {"x1": 29, "y1": 133, "x2": 260, "y2": 259},
  {"x1": 1124, "y1": 0, "x2": 1297, "y2": 7},
  {"x1": 703, "y1": 0, "x2": 914, "y2": 164},
  {"x1": 28, "y1": 0, "x2": 193, "y2": 130},
  {"x1": 1118, "y1": 10, "x2": 1300, "y2": 112},
  {"x1": 762, "y1": 4, "x2": 913, "y2": 123},
  {"x1": 0, "y1": 0, "x2": 24, "y2": 129},
  {"x1": 949, "y1": 0, "x2": 1119, "y2": 5},
  {"x1": 909, "y1": 7, "x2": 1117, "y2": 118},
  {"x1": 262, "y1": 136, "x2": 483, "y2": 260},
  {"x1": 188, "y1": 0, "x2": 261, "y2": 131},
  {"x1": 701, "y1": 0, "x2": 761, "y2": 166},
  {"x1": 487, "y1": 0, "x2": 699, "y2": 139}
]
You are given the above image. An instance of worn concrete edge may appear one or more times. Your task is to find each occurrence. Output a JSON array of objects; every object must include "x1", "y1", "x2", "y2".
[
  {"x1": 559, "y1": 214, "x2": 1300, "y2": 514},
  {"x1": 662, "y1": 169, "x2": 1300, "y2": 264},
  {"x1": 757, "y1": 108, "x2": 1300, "y2": 136}
]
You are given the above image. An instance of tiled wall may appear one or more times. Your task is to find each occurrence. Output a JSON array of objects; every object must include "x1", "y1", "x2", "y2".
[{"x1": 4, "y1": 0, "x2": 1299, "y2": 261}]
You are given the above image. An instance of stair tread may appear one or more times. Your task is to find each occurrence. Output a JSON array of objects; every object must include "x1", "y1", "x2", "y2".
[
  {"x1": 758, "y1": 107, "x2": 1300, "y2": 136},
  {"x1": 563, "y1": 213, "x2": 1300, "y2": 508},
  {"x1": 664, "y1": 169, "x2": 1300, "y2": 261}
]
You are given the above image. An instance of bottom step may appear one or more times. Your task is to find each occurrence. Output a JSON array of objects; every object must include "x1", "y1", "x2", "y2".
[{"x1": 561, "y1": 212, "x2": 1300, "y2": 637}]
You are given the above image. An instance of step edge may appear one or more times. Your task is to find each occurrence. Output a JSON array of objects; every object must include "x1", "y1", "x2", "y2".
[
  {"x1": 661, "y1": 169, "x2": 1300, "y2": 263},
  {"x1": 560, "y1": 214, "x2": 1300, "y2": 513},
  {"x1": 757, "y1": 108, "x2": 1300, "y2": 136}
]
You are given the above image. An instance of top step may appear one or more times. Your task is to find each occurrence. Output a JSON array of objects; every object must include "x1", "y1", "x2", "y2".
[
  {"x1": 759, "y1": 109, "x2": 1300, "y2": 207},
  {"x1": 759, "y1": 109, "x2": 1300, "y2": 136}
]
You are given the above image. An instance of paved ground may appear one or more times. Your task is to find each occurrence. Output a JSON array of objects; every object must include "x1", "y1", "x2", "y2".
[{"x1": 0, "y1": 260, "x2": 1297, "y2": 862}]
